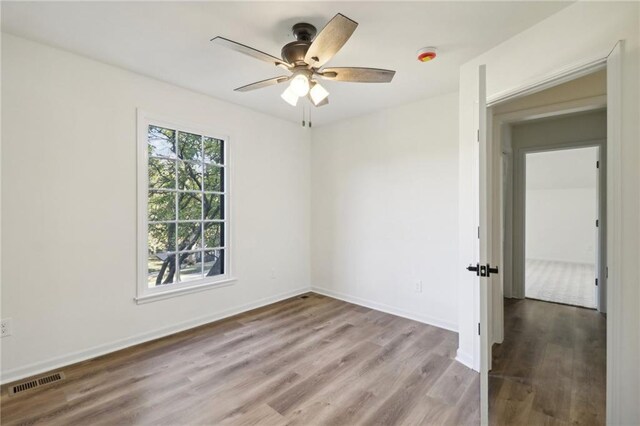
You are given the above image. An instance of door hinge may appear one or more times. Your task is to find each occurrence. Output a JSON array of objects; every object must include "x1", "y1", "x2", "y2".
[
  {"x1": 596, "y1": 160, "x2": 600, "y2": 169},
  {"x1": 595, "y1": 278, "x2": 599, "y2": 286},
  {"x1": 596, "y1": 219, "x2": 599, "y2": 227},
  {"x1": 477, "y1": 226, "x2": 480, "y2": 239},
  {"x1": 606, "y1": 266, "x2": 609, "y2": 278},
  {"x1": 477, "y1": 129, "x2": 479, "y2": 142},
  {"x1": 478, "y1": 323, "x2": 481, "y2": 335}
]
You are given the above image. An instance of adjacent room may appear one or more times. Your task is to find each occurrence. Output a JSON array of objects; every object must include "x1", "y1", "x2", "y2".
[
  {"x1": 525, "y1": 146, "x2": 599, "y2": 308},
  {"x1": 488, "y1": 74, "x2": 608, "y2": 423},
  {"x1": 1, "y1": 1, "x2": 639, "y2": 425}
]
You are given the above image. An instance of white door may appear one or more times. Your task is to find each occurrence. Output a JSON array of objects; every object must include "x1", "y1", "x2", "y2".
[
  {"x1": 605, "y1": 39, "x2": 621, "y2": 426},
  {"x1": 595, "y1": 147, "x2": 602, "y2": 312},
  {"x1": 477, "y1": 64, "x2": 493, "y2": 425}
]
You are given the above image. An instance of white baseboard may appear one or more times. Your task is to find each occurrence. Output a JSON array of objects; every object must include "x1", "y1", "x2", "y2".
[
  {"x1": 3, "y1": 286, "x2": 466, "y2": 384},
  {"x1": 455, "y1": 348, "x2": 475, "y2": 370},
  {"x1": 1, "y1": 287, "x2": 310, "y2": 384},
  {"x1": 310, "y1": 286, "x2": 458, "y2": 332}
]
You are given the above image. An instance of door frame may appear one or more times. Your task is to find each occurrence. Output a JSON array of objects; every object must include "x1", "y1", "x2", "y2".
[
  {"x1": 490, "y1": 95, "x2": 607, "y2": 347},
  {"x1": 513, "y1": 140, "x2": 606, "y2": 309},
  {"x1": 479, "y1": 41, "x2": 624, "y2": 426}
]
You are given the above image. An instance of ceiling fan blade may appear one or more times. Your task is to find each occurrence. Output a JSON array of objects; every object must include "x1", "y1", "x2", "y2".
[
  {"x1": 212, "y1": 36, "x2": 290, "y2": 68},
  {"x1": 234, "y1": 76, "x2": 290, "y2": 92},
  {"x1": 304, "y1": 14, "x2": 358, "y2": 67},
  {"x1": 319, "y1": 67, "x2": 395, "y2": 83},
  {"x1": 307, "y1": 93, "x2": 329, "y2": 107}
]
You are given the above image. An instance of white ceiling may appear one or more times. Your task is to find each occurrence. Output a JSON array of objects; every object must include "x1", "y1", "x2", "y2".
[
  {"x1": 2, "y1": 1, "x2": 571, "y2": 126},
  {"x1": 527, "y1": 147, "x2": 598, "y2": 190}
]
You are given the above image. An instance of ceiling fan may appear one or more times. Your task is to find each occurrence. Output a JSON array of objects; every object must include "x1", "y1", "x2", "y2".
[{"x1": 211, "y1": 13, "x2": 396, "y2": 107}]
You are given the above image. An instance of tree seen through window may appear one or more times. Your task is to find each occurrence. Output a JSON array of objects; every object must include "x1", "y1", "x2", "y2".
[{"x1": 147, "y1": 125, "x2": 226, "y2": 286}]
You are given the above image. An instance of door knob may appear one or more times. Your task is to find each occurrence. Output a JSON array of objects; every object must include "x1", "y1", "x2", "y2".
[
  {"x1": 466, "y1": 264, "x2": 480, "y2": 276},
  {"x1": 466, "y1": 263, "x2": 499, "y2": 277}
]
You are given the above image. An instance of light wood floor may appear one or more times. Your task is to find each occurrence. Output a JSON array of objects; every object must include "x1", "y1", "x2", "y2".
[
  {"x1": 1, "y1": 293, "x2": 479, "y2": 425},
  {"x1": 489, "y1": 298, "x2": 606, "y2": 425}
]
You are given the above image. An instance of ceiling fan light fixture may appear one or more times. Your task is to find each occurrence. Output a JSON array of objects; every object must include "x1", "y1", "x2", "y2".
[
  {"x1": 281, "y1": 86, "x2": 299, "y2": 106},
  {"x1": 213, "y1": 13, "x2": 396, "y2": 108},
  {"x1": 309, "y1": 81, "x2": 329, "y2": 105},
  {"x1": 290, "y1": 74, "x2": 310, "y2": 97}
]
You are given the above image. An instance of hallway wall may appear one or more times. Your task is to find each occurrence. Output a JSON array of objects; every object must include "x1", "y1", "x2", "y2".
[{"x1": 525, "y1": 147, "x2": 598, "y2": 264}]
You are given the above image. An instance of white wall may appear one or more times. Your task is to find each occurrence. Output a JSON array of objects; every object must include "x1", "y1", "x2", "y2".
[
  {"x1": 310, "y1": 92, "x2": 459, "y2": 331},
  {"x1": 1, "y1": 34, "x2": 311, "y2": 382},
  {"x1": 526, "y1": 188, "x2": 596, "y2": 264},
  {"x1": 458, "y1": 2, "x2": 639, "y2": 423},
  {"x1": 525, "y1": 148, "x2": 598, "y2": 264}
]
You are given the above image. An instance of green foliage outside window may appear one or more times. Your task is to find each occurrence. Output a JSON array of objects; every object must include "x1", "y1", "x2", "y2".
[{"x1": 146, "y1": 125, "x2": 225, "y2": 286}]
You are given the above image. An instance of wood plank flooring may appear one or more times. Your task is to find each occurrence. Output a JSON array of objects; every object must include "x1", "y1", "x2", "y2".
[
  {"x1": 1, "y1": 293, "x2": 479, "y2": 425},
  {"x1": 489, "y1": 298, "x2": 606, "y2": 425}
]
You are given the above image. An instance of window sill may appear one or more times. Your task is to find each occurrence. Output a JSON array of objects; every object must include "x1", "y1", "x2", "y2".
[{"x1": 135, "y1": 277, "x2": 237, "y2": 304}]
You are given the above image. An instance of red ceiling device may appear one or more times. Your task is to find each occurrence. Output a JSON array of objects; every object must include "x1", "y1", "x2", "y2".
[{"x1": 417, "y1": 47, "x2": 437, "y2": 62}]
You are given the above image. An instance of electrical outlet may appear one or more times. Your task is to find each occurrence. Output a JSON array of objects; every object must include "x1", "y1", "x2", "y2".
[
  {"x1": 415, "y1": 281, "x2": 423, "y2": 293},
  {"x1": 1, "y1": 318, "x2": 12, "y2": 337}
]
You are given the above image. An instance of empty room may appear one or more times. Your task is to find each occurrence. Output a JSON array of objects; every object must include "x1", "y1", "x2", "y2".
[
  {"x1": 1, "y1": 1, "x2": 639, "y2": 425},
  {"x1": 525, "y1": 145, "x2": 601, "y2": 309}
]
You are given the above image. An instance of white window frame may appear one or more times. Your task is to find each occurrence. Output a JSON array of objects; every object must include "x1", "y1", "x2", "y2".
[{"x1": 136, "y1": 110, "x2": 235, "y2": 304}]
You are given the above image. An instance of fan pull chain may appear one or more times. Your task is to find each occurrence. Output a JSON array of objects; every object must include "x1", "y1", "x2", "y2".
[{"x1": 300, "y1": 105, "x2": 313, "y2": 128}]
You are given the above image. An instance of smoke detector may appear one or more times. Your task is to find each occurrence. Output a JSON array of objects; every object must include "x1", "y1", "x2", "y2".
[{"x1": 417, "y1": 47, "x2": 437, "y2": 62}]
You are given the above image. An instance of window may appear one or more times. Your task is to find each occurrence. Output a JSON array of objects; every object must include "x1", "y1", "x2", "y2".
[{"x1": 137, "y1": 111, "x2": 232, "y2": 303}]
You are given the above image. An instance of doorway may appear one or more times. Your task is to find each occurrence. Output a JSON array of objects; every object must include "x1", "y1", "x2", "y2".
[
  {"x1": 505, "y1": 108, "x2": 607, "y2": 314},
  {"x1": 482, "y1": 67, "x2": 611, "y2": 425},
  {"x1": 524, "y1": 146, "x2": 600, "y2": 309}
]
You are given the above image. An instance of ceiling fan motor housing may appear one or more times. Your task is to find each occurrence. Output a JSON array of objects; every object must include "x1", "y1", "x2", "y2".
[
  {"x1": 292, "y1": 23, "x2": 317, "y2": 42},
  {"x1": 281, "y1": 41, "x2": 310, "y2": 65},
  {"x1": 281, "y1": 23, "x2": 317, "y2": 65}
]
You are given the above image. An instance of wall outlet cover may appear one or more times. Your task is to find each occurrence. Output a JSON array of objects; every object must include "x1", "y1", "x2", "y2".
[{"x1": 1, "y1": 318, "x2": 13, "y2": 337}]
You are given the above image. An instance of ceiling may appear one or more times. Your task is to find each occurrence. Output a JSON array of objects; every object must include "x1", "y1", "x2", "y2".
[{"x1": 2, "y1": 1, "x2": 572, "y2": 126}]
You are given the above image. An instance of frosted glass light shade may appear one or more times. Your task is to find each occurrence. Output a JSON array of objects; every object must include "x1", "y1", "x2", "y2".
[
  {"x1": 290, "y1": 74, "x2": 310, "y2": 97},
  {"x1": 281, "y1": 86, "x2": 298, "y2": 106},
  {"x1": 309, "y1": 82, "x2": 329, "y2": 105}
]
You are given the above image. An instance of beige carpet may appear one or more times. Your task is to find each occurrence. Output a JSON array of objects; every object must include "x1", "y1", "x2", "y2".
[{"x1": 525, "y1": 259, "x2": 596, "y2": 308}]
